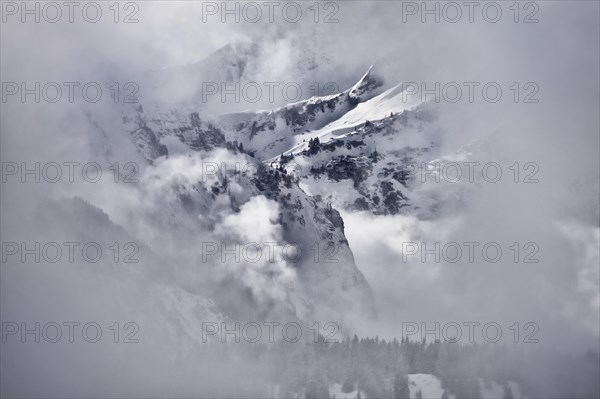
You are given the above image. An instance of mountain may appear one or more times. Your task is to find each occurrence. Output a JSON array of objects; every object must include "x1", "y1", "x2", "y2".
[
  {"x1": 86, "y1": 83, "x2": 379, "y2": 328},
  {"x1": 203, "y1": 64, "x2": 442, "y2": 216},
  {"x1": 140, "y1": 42, "x2": 261, "y2": 108},
  {"x1": 88, "y1": 41, "x2": 528, "y2": 333},
  {"x1": 138, "y1": 39, "x2": 352, "y2": 115},
  {"x1": 83, "y1": 46, "x2": 452, "y2": 327},
  {"x1": 216, "y1": 65, "x2": 386, "y2": 160}
]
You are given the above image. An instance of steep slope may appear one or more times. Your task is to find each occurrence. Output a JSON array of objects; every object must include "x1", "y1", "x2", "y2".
[
  {"x1": 86, "y1": 101, "x2": 377, "y2": 326},
  {"x1": 277, "y1": 81, "x2": 426, "y2": 158},
  {"x1": 216, "y1": 66, "x2": 386, "y2": 160},
  {"x1": 262, "y1": 84, "x2": 436, "y2": 216}
]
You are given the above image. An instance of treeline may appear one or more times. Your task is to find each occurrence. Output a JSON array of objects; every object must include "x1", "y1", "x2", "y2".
[
  {"x1": 263, "y1": 336, "x2": 503, "y2": 398},
  {"x1": 200, "y1": 334, "x2": 600, "y2": 399}
]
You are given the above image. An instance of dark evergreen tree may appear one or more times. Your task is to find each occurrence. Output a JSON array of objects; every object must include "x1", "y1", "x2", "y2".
[{"x1": 393, "y1": 373, "x2": 410, "y2": 399}]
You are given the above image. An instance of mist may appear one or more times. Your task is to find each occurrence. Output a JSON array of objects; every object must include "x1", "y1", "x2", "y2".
[{"x1": 1, "y1": 1, "x2": 599, "y2": 398}]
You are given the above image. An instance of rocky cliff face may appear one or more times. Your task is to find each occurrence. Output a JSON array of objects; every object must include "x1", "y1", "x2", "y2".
[
  {"x1": 280, "y1": 105, "x2": 436, "y2": 216},
  {"x1": 87, "y1": 83, "x2": 378, "y2": 327}
]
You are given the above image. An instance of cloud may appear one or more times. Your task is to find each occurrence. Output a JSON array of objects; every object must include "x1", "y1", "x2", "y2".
[{"x1": 1, "y1": 1, "x2": 599, "y2": 395}]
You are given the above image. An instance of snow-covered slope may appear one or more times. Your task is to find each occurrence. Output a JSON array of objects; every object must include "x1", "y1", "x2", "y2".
[
  {"x1": 274, "y1": 103, "x2": 436, "y2": 216},
  {"x1": 278, "y1": 81, "x2": 425, "y2": 158},
  {"x1": 408, "y1": 374, "x2": 447, "y2": 399},
  {"x1": 216, "y1": 65, "x2": 386, "y2": 160}
]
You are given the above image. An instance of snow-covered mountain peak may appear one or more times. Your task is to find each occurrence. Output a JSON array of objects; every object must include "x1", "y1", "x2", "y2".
[{"x1": 348, "y1": 65, "x2": 384, "y2": 99}]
